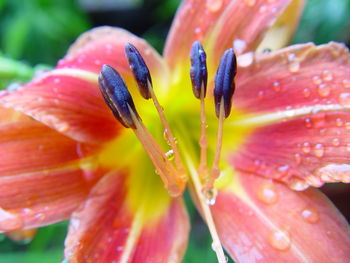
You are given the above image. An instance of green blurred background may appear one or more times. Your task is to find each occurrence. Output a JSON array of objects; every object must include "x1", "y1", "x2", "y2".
[{"x1": 0, "y1": 0, "x2": 349, "y2": 262}]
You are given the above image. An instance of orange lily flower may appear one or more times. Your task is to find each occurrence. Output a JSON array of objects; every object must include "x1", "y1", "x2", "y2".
[{"x1": 1, "y1": 0, "x2": 350, "y2": 262}]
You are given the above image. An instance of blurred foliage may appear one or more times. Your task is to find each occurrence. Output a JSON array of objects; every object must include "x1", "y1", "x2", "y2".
[
  {"x1": 0, "y1": 0, "x2": 349, "y2": 262},
  {"x1": 0, "y1": 0, "x2": 90, "y2": 65}
]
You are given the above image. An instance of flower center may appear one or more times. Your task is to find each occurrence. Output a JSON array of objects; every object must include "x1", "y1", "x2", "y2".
[{"x1": 98, "y1": 42, "x2": 237, "y2": 263}]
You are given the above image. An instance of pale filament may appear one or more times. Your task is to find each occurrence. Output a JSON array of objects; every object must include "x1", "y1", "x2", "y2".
[
  {"x1": 198, "y1": 84, "x2": 208, "y2": 180},
  {"x1": 206, "y1": 99, "x2": 225, "y2": 192},
  {"x1": 186, "y1": 154, "x2": 227, "y2": 263},
  {"x1": 128, "y1": 105, "x2": 184, "y2": 197},
  {"x1": 147, "y1": 81, "x2": 187, "y2": 182}
]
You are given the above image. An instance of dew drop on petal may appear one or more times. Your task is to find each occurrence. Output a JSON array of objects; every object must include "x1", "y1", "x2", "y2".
[
  {"x1": 303, "y1": 88, "x2": 311, "y2": 98},
  {"x1": 322, "y1": 70, "x2": 333, "y2": 82},
  {"x1": 233, "y1": 39, "x2": 247, "y2": 54},
  {"x1": 313, "y1": 143, "x2": 324, "y2": 158},
  {"x1": 304, "y1": 117, "x2": 312, "y2": 128},
  {"x1": 336, "y1": 118, "x2": 343, "y2": 127},
  {"x1": 288, "y1": 177, "x2": 309, "y2": 191},
  {"x1": 273, "y1": 81, "x2": 281, "y2": 92},
  {"x1": 257, "y1": 183, "x2": 278, "y2": 204},
  {"x1": 116, "y1": 246, "x2": 123, "y2": 252},
  {"x1": 244, "y1": 0, "x2": 256, "y2": 7},
  {"x1": 342, "y1": 79, "x2": 350, "y2": 89},
  {"x1": 317, "y1": 84, "x2": 331, "y2": 97},
  {"x1": 0, "y1": 208, "x2": 24, "y2": 231},
  {"x1": 205, "y1": 188, "x2": 218, "y2": 206},
  {"x1": 268, "y1": 230, "x2": 291, "y2": 251},
  {"x1": 294, "y1": 153, "x2": 302, "y2": 165},
  {"x1": 165, "y1": 149, "x2": 174, "y2": 160},
  {"x1": 339, "y1": 93, "x2": 350, "y2": 106},
  {"x1": 347, "y1": 144, "x2": 350, "y2": 152},
  {"x1": 258, "y1": 90, "x2": 265, "y2": 100},
  {"x1": 206, "y1": 0, "x2": 223, "y2": 12},
  {"x1": 302, "y1": 142, "x2": 311, "y2": 153},
  {"x1": 312, "y1": 76, "x2": 322, "y2": 85},
  {"x1": 332, "y1": 138, "x2": 340, "y2": 146},
  {"x1": 288, "y1": 61, "x2": 300, "y2": 73},
  {"x1": 301, "y1": 207, "x2": 319, "y2": 224},
  {"x1": 259, "y1": 5, "x2": 267, "y2": 12},
  {"x1": 237, "y1": 52, "x2": 254, "y2": 67}
]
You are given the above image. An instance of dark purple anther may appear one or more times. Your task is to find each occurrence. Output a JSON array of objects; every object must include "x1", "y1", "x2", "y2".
[
  {"x1": 125, "y1": 43, "x2": 152, "y2": 99},
  {"x1": 190, "y1": 41, "x2": 208, "y2": 99},
  {"x1": 214, "y1": 48, "x2": 237, "y2": 118},
  {"x1": 98, "y1": 64, "x2": 139, "y2": 128}
]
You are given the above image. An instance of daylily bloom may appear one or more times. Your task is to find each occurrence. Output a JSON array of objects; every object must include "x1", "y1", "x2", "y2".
[{"x1": 1, "y1": 0, "x2": 350, "y2": 262}]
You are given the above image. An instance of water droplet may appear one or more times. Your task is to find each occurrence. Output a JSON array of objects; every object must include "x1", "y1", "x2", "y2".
[
  {"x1": 34, "y1": 213, "x2": 46, "y2": 221},
  {"x1": 302, "y1": 142, "x2": 311, "y2": 153},
  {"x1": 211, "y1": 241, "x2": 221, "y2": 251},
  {"x1": 206, "y1": 0, "x2": 223, "y2": 12},
  {"x1": 294, "y1": 153, "x2": 302, "y2": 164},
  {"x1": 165, "y1": 149, "x2": 174, "y2": 160},
  {"x1": 273, "y1": 81, "x2": 281, "y2": 92},
  {"x1": 312, "y1": 76, "x2": 322, "y2": 85},
  {"x1": 194, "y1": 27, "x2": 202, "y2": 35},
  {"x1": 332, "y1": 138, "x2": 340, "y2": 146},
  {"x1": 317, "y1": 84, "x2": 331, "y2": 97},
  {"x1": 244, "y1": 0, "x2": 256, "y2": 7},
  {"x1": 288, "y1": 177, "x2": 309, "y2": 191},
  {"x1": 304, "y1": 117, "x2": 312, "y2": 128},
  {"x1": 57, "y1": 122, "x2": 70, "y2": 133},
  {"x1": 237, "y1": 52, "x2": 254, "y2": 67},
  {"x1": 0, "y1": 208, "x2": 24, "y2": 231},
  {"x1": 205, "y1": 188, "x2": 218, "y2": 205},
  {"x1": 287, "y1": 53, "x2": 300, "y2": 73},
  {"x1": 303, "y1": 88, "x2": 311, "y2": 98},
  {"x1": 53, "y1": 78, "x2": 60, "y2": 84},
  {"x1": 257, "y1": 183, "x2": 278, "y2": 204},
  {"x1": 258, "y1": 90, "x2": 265, "y2": 100},
  {"x1": 322, "y1": 70, "x2": 333, "y2": 82},
  {"x1": 314, "y1": 143, "x2": 324, "y2": 158},
  {"x1": 336, "y1": 118, "x2": 343, "y2": 127},
  {"x1": 233, "y1": 39, "x2": 247, "y2": 54},
  {"x1": 116, "y1": 246, "x2": 123, "y2": 252},
  {"x1": 268, "y1": 230, "x2": 291, "y2": 251},
  {"x1": 301, "y1": 207, "x2": 319, "y2": 224},
  {"x1": 345, "y1": 122, "x2": 350, "y2": 130},
  {"x1": 339, "y1": 93, "x2": 350, "y2": 106},
  {"x1": 347, "y1": 144, "x2": 350, "y2": 152},
  {"x1": 342, "y1": 79, "x2": 350, "y2": 89},
  {"x1": 259, "y1": 5, "x2": 267, "y2": 12},
  {"x1": 94, "y1": 59, "x2": 101, "y2": 66}
]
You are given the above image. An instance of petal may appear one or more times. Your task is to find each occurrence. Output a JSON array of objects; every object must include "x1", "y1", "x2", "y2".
[
  {"x1": 229, "y1": 42, "x2": 350, "y2": 188},
  {"x1": 0, "y1": 26, "x2": 169, "y2": 143},
  {"x1": 234, "y1": 42, "x2": 350, "y2": 114},
  {"x1": 212, "y1": 170, "x2": 350, "y2": 263},
  {"x1": 164, "y1": 0, "x2": 303, "y2": 74},
  {"x1": 64, "y1": 172, "x2": 189, "y2": 263},
  {"x1": 0, "y1": 75, "x2": 120, "y2": 143},
  {"x1": 0, "y1": 108, "x2": 100, "y2": 231}
]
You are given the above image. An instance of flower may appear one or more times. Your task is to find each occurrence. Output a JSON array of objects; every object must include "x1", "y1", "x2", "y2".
[{"x1": 1, "y1": 0, "x2": 350, "y2": 262}]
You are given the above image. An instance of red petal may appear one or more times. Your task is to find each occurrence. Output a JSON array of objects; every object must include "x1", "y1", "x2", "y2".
[
  {"x1": 230, "y1": 42, "x2": 350, "y2": 188},
  {"x1": 164, "y1": 0, "x2": 300, "y2": 72},
  {"x1": 0, "y1": 108, "x2": 100, "y2": 231},
  {"x1": 212, "y1": 171, "x2": 350, "y2": 262},
  {"x1": 0, "y1": 75, "x2": 120, "y2": 143},
  {"x1": 234, "y1": 42, "x2": 350, "y2": 114},
  {"x1": 64, "y1": 172, "x2": 189, "y2": 263},
  {"x1": 58, "y1": 26, "x2": 167, "y2": 78},
  {"x1": 0, "y1": 26, "x2": 168, "y2": 143}
]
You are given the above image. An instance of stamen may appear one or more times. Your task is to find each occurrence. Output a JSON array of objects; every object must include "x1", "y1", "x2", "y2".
[
  {"x1": 206, "y1": 49, "x2": 237, "y2": 192},
  {"x1": 125, "y1": 43, "x2": 187, "y2": 183},
  {"x1": 98, "y1": 64, "x2": 140, "y2": 128},
  {"x1": 190, "y1": 41, "x2": 209, "y2": 180},
  {"x1": 124, "y1": 43, "x2": 152, "y2": 99},
  {"x1": 213, "y1": 48, "x2": 237, "y2": 118},
  {"x1": 98, "y1": 64, "x2": 184, "y2": 197}
]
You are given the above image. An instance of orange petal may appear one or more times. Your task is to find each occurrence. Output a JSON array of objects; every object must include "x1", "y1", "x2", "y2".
[
  {"x1": 0, "y1": 108, "x2": 101, "y2": 231},
  {"x1": 164, "y1": 0, "x2": 302, "y2": 74},
  {"x1": 0, "y1": 75, "x2": 121, "y2": 143},
  {"x1": 59, "y1": 26, "x2": 167, "y2": 79},
  {"x1": 5, "y1": 229, "x2": 37, "y2": 243},
  {"x1": 64, "y1": 172, "x2": 189, "y2": 263},
  {"x1": 212, "y1": 170, "x2": 350, "y2": 262},
  {"x1": 0, "y1": 26, "x2": 168, "y2": 143},
  {"x1": 230, "y1": 42, "x2": 350, "y2": 188}
]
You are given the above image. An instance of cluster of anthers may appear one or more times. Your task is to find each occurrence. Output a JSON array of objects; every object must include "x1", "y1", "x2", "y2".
[{"x1": 98, "y1": 41, "x2": 236, "y2": 263}]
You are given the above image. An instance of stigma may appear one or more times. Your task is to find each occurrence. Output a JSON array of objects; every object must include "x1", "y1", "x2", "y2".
[{"x1": 98, "y1": 42, "x2": 236, "y2": 199}]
